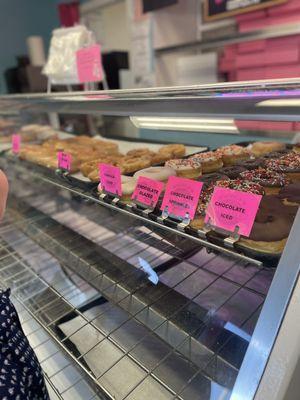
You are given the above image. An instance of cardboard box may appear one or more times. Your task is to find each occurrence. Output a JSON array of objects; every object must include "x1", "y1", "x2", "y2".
[{"x1": 236, "y1": 46, "x2": 299, "y2": 68}]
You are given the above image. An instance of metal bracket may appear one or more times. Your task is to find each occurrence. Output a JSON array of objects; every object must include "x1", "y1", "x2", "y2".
[
  {"x1": 112, "y1": 197, "x2": 120, "y2": 206},
  {"x1": 223, "y1": 226, "x2": 240, "y2": 249},
  {"x1": 142, "y1": 208, "x2": 153, "y2": 218},
  {"x1": 99, "y1": 193, "x2": 107, "y2": 201},
  {"x1": 177, "y1": 214, "x2": 191, "y2": 232},
  {"x1": 157, "y1": 207, "x2": 169, "y2": 224}
]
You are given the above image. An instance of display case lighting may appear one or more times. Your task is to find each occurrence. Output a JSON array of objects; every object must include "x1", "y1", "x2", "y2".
[{"x1": 130, "y1": 116, "x2": 239, "y2": 134}]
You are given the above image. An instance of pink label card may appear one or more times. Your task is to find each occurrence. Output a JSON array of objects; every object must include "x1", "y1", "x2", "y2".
[
  {"x1": 99, "y1": 163, "x2": 122, "y2": 197},
  {"x1": 160, "y1": 176, "x2": 203, "y2": 220},
  {"x1": 58, "y1": 152, "x2": 72, "y2": 171},
  {"x1": 204, "y1": 187, "x2": 262, "y2": 237},
  {"x1": 12, "y1": 134, "x2": 21, "y2": 154},
  {"x1": 132, "y1": 176, "x2": 164, "y2": 209},
  {"x1": 76, "y1": 44, "x2": 103, "y2": 83}
]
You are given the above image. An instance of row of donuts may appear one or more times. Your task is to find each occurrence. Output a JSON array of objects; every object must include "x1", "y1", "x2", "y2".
[
  {"x1": 17, "y1": 134, "x2": 187, "y2": 177},
  {"x1": 98, "y1": 141, "x2": 300, "y2": 257}
]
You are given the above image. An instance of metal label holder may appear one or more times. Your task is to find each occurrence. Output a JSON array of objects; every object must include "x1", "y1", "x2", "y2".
[
  {"x1": 203, "y1": 217, "x2": 240, "y2": 249},
  {"x1": 158, "y1": 207, "x2": 191, "y2": 232},
  {"x1": 99, "y1": 191, "x2": 120, "y2": 206},
  {"x1": 131, "y1": 196, "x2": 156, "y2": 218}
]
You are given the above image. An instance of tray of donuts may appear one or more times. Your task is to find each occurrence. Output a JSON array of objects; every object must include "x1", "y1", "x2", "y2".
[
  {"x1": 179, "y1": 141, "x2": 299, "y2": 264},
  {"x1": 13, "y1": 134, "x2": 208, "y2": 189},
  {"x1": 96, "y1": 141, "x2": 299, "y2": 266},
  {"x1": 79, "y1": 141, "x2": 209, "y2": 183}
]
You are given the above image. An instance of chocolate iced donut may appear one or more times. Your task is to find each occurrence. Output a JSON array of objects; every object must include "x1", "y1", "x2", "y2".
[
  {"x1": 190, "y1": 179, "x2": 264, "y2": 231},
  {"x1": 239, "y1": 195, "x2": 297, "y2": 254},
  {"x1": 219, "y1": 165, "x2": 247, "y2": 179},
  {"x1": 240, "y1": 168, "x2": 289, "y2": 194},
  {"x1": 198, "y1": 172, "x2": 229, "y2": 189},
  {"x1": 236, "y1": 158, "x2": 266, "y2": 170},
  {"x1": 279, "y1": 182, "x2": 300, "y2": 205},
  {"x1": 263, "y1": 149, "x2": 291, "y2": 159}
]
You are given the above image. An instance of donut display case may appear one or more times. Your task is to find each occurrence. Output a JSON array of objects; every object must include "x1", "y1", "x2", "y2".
[{"x1": 0, "y1": 79, "x2": 299, "y2": 400}]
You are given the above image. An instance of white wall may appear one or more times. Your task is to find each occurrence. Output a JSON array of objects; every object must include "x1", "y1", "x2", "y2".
[{"x1": 81, "y1": 0, "x2": 130, "y2": 52}]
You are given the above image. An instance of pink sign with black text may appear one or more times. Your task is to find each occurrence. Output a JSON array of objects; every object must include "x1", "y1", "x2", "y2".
[
  {"x1": 99, "y1": 164, "x2": 122, "y2": 196},
  {"x1": 161, "y1": 176, "x2": 203, "y2": 220},
  {"x1": 58, "y1": 152, "x2": 71, "y2": 171},
  {"x1": 205, "y1": 187, "x2": 262, "y2": 236},
  {"x1": 132, "y1": 176, "x2": 164, "y2": 208},
  {"x1": 12, "y1": 134, "x2": 21, "y2": 154},
  {"x1": 76, "y1": 44, "x2": 103, "y2": 83}
]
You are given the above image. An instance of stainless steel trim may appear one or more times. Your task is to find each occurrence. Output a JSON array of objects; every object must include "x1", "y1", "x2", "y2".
[{"x1": 231, "y1": 208, "x2": 300, "y2": 400}]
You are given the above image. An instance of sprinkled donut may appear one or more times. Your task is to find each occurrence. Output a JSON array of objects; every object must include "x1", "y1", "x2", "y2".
[
  {"x1": 215, "y1": 145, "x2": 250, "y2": 166},
  {"x1": 165, "y1": 158, "x2": 202, "y2": 179},
  {"x1": 240, "y1": 168, "x2": 289, "y2": 194},
  {"x1": 265, "y1": 153, "x2": 300, "y2": 182},
  {"x1": 189, "y1": 151, "x2": 223, "y2": 173}
]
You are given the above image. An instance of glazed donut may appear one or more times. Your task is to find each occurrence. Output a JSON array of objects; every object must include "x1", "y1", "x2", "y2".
[
  {"x1": 189, "y1": 151, "x2": 223, "y2": 173},
  {"x1": 88, "y1": 169, "x2": 100, "y2": 182},
  {"x1": 98, "y1": 175, "x2": 137, "y2": 202},
  {"x1": 265, "y1": 153, "x2": 300, "y2": 182},
  {"x1": 249, "y1": 141, "x2": 286, "y2": 157},
  {"x1": 165, "y1": 158, "x2": 202, "y2": 179},
  {"x1": 126, "y1": 148, "x2": 155, "y2": 158},
  {"x1": 81, "y1": 156, "x2": 119, "y2": 177},
  {"x1": 238, "y1": 195, "x2": 298, "y2": 255},
  {"x1": 151, "y1": 152, "x2": 173, "y2": 165},
  {"x1": 293, "y1": 143, "x2": 300, "y2": 153},
  {"x1": 92, "y1": 139, "x2": 119, "y2": 152},
  {"x1": 117, "y1": 156, "x2": 152, "y2": 174},
  {"x1": 215, "y1": 145, "x2": 250, "y2": 166},
  {"x1": 240, "y1": 168, "x2": 289, "y2": 195},
  {"x1": 158, "y1": 144, "x2": 186, "y2": 158},
  {"x1": 19, "y1": 145, "x2": 43, "y2": 160},
  {"x1": 134, "y1": 166, "x2": 176, "y2": 182},
  {"x1": 219, "y1": 165, "x2": 247, "y2": 179},
  {"x1": 279, "y1": 182, "x2": 300, "y2": 206}
]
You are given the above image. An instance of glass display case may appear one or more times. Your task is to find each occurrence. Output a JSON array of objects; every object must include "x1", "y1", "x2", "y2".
[{"x1": 0, "y1": 78, "x2": 299, "y2": 400}]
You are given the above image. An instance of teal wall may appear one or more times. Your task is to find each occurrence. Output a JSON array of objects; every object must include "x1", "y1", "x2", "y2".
[{"x1": 0, "y1": 0, "x2": 60, "y2": 93}]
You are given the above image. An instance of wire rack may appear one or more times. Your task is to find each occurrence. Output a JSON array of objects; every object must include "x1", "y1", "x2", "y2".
[{"x1": 0, "y1": 188, "x2": 274, "y2": 399}]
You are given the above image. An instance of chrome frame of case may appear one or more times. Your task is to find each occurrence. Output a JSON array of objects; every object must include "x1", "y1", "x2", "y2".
[{"x1": 231, "y1": 209, "x2": 300, "y2": 400}]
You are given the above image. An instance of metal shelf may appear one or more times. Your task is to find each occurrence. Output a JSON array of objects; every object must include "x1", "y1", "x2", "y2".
[
  {"x1": 1, "y1": 78, "x2": 300, "y2": 121},
  {"x1": 3, "y1": 156, "x2": 264, "y2": 267}
]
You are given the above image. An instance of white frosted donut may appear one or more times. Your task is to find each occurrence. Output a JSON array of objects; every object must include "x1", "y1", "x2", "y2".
[
  {"x1": 134, "y1": 166, "x2": 176, "y2": 182},
  {"x1": 121, "y1": 175, "x2": 137, "y2": 195},
  {"x1": 98, "y1": 175, "x2": 137, "y2": 196}
]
